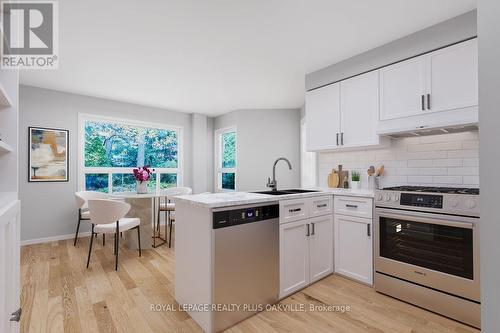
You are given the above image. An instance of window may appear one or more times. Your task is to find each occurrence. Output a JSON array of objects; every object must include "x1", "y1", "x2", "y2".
[
  {"x1": 79, "y1": 114, "x2": 182, "y2": 193},
  {"x1": 300, "y1": 121, "x2": 317, "y2": 188},
  {"x1": 216, "y1": 127, "x2": 237, "y2": 191}
]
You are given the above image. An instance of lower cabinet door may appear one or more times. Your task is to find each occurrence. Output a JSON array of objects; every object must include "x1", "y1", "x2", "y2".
[
  {"x1": 279, "y1": 219, "x2": 309, "y2": 298},
  {"x1": 334, "y1": 214, "x2": 373, "y2": 285},
  {"x1": 309, "y1": 215, "x2": 334, "y2": 283}
]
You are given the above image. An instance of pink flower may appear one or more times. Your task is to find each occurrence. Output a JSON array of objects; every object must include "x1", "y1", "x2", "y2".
[{"x1": 133, "y1": 166, "x2": 152, "y2": 183}]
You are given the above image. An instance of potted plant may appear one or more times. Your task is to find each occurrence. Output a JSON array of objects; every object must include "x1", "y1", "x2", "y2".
[
  {"x1": 351, "y1": 171, "x2": 361, "y2": 190},
  {"x1": 133, "y1": 166, "x2": 152, "y2": 194}
]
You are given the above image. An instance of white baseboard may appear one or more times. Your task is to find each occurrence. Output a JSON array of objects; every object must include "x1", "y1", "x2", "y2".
[{"x1": 21, "y1": 231, "x2": 92, "y2": 246}]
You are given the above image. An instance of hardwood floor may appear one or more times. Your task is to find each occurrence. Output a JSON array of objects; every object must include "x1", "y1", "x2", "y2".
[{"x1": 21, "y1": 234, "x2": 479, "y2": 333}]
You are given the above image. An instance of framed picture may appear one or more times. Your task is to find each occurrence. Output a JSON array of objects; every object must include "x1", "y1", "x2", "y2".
[{"x1": 29, "y1": 127, "x2": 69, "y2": 182}]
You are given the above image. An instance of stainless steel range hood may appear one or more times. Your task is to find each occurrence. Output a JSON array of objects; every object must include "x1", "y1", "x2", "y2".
[{"x1": 377, "y1": 123, "x2": 479, "y2": 139}]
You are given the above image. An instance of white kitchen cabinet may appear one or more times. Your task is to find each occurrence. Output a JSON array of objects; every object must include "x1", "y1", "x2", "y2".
[
  {"x1": 309, "y1": 215, "x2": 334, "y2": 283},
  {"x1": 305, "y1": 83, "x2": 340, "y2": 151},
  {"x1": 379, "y1": 57, "x2": 427, "y2": 120},
  {"x1": 340, "y1": 71, "x2": 384, "y2": 147},
  {"x1": 334, "y1": 214, "x2": 373, "y2": 285},
  {"x1": 279, "y1": 196, "x2": 334, "y2": 298},
  {"x1": 427, "y1": 39, "x2": 478, "y2": 113},
  {"x1": 377, "y1": 39, "x2": 478, "y2": 135},
  {"x1": 306, "y1": 71, "x2": 385, "y2": 151},
  {"x1": 279, "y1": 219, "x2": 310, "y2": 297}
]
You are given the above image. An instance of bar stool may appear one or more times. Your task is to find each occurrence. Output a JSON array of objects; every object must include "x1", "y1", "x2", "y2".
[{"x1": 154, "y1": 187, "x2": 192, "y2": 248}]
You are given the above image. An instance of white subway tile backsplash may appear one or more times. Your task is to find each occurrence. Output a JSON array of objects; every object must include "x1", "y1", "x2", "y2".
[
  {"x1": 318, "y1": 131, "x2": 479, "y2": 188},
  {"x1": 418, "y1": 168, "x2": 448, "y2": 176},
  {"x1": 433, "y1": 159, "x2": 462, "y2": 167},
  {"x1": 447, "y1": 149, "x2": 479, "y2": 158},
  {"x1": 462, "y1": 141, "x2": 479, "y2": 149},
  {"x1": 463, "y1": 176, "x2": 480, "y2": 185},
  {"x1": 463, "y1": 158, "x2": 479, "y2": 167},
  {"x1": 408, "y1": 176, "x2": 434, "y2": 183},
  {"x1": 407, "y1": 141, "x2": 462, "y2": 152},
  {"x1": 407, "y1": 159, "x2": 434, "y2": 168},
  {"x1": 433, "y1": 176, "x2": 463, "y2": 184},
  {"x1": 448, "y1": 167, "x2": 480, "y2": 176}
]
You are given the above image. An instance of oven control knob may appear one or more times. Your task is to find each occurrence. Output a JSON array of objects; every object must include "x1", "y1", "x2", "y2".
[
  {"x1": 466, "y1": 199, "x2": 477, "y2": 209},
  {"x1": 450, "y1": 198, "x2": 459, "y2": 207},
  {"x1": 385, "y1": 194, "x2": 391, "y2": 201},
  {"x1": 377, "y1": 193, "x2": 383, "y2": 201},
  {"x1": 393, "y1": 194, "x2": 400, "y2": 201}
]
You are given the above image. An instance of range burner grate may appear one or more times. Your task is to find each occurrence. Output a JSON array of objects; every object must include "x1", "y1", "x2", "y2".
[{"x1": 382, "y1": 186, "x2": 479, "y2": 195}]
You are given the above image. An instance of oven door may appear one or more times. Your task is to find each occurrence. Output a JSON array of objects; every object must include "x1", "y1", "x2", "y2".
[{"x1": 374, "y1": 207, "x2": 480, "y2": 302}]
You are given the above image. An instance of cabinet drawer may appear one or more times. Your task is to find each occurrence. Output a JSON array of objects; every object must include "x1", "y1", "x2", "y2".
[
  {"x1": 280, "y1": 198, "x2": 308, "y2": 223},
  {"x1": 309, "y1": 196, "x2": 333, "y2": 217},
  {"x1": 334, "y1": 196, "x2": 373, "y2": 219}
]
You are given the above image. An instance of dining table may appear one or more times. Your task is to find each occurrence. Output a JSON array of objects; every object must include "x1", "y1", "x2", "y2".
[{"x1": 110, "y1": 190, "x2": 170, "y2": 250}]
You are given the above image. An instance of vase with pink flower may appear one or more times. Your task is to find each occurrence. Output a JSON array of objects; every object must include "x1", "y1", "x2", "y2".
[{"x1": 133, "y1": 166, "x2": 152, "y2": 194}]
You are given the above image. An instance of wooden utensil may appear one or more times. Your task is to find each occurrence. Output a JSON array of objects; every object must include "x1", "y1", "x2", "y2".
[
  {"x1": 338, "y1": 165, "x2": 344, "y2": 188},
  {"x1": 376, "y1": 165, "x2": 385, "y2": 176},
  {"x1": 327, "y1": 169, "x2": 339, "y2": 188},
  {"x1": 367, "y1": 165, "x2": 375, "y2": 176}
]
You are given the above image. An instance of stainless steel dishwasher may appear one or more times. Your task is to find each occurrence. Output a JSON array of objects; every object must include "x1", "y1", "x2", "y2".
[{"x1": 212, "y1": 203, "x2": 279, "y2": 332}]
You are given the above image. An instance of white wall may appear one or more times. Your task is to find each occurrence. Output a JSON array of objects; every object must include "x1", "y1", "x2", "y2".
[
  {"x1": 306, "y1": 10, "x2": 476, "y2": 90},
  {"x1": 191, "y1": 114, "x2": 214, "y2": 193},
  {"x1": 318, "y1": 131, "x2": 479, "y2": 189},
  {"x1": 214, "y1": 109, "x2": 301, "y2": 191},
  {"x1": 478, "y1": 0, "x2": 500, "y2": 331},
  {"x1": 19, "y1": 86, "x2": 194, "y2": 242}
]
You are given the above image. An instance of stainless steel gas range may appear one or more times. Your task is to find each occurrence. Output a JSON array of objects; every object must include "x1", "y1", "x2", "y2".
[{"x1": 373, "y1": 186, "x2": 480, "y2": 328}]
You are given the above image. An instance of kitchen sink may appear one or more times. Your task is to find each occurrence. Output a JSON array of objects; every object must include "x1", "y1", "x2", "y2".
[
  {"x1": 253, "y1": 190, "x2": 294, "y2": 196},
  {"x1": 283, "y1": 189, "x2": 320, "y2": 193},
  {"x1": 253, "y1": 189, "x2": 320, "y2": 196}
]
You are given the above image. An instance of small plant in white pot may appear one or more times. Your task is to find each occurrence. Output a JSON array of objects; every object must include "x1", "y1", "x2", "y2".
[{"x1": 351, "y1": 171, "x2": 361, "y2": 190}]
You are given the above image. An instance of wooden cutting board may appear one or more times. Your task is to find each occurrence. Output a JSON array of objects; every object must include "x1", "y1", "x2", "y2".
[{"x1": 327, "y1": 169, "x2": 339, "y2": 188}]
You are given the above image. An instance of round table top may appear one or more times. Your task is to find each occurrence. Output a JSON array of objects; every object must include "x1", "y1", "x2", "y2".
[{"x1": 110, "y1": 191, "x2": 172, "y2": 199}]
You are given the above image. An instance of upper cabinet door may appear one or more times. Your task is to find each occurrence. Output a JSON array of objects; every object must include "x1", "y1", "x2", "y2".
[
  {"x1": 426, "y1": 38, "x2": 478, "y2": 113},
  {"x1": 379, "y1": 56, "x2": 427, "y2": 120},
  {"x1": 305, "y1": 83, "x2": 341, "y2": 151},
  {"x1": 340, "y1": 71, "x2": 380, "y2": 147}
]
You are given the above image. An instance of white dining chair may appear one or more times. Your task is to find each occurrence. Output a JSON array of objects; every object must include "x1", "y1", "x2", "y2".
[
  {"x1": 74, "y1": 191, "x2": 108, "y2": 246},
  {"x1": 156, "y1": 187, "x2": 192, "y2": 248},
  {"x1": 86, "y1": 199, "x2": 141, "y2": 271}
]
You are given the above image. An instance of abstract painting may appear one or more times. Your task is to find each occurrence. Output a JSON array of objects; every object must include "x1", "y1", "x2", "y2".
[{"x1": 29, "y1": 127, "x2": 69, "y2": 182}]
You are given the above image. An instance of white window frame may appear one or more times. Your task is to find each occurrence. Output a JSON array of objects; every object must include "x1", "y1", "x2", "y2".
[
  {"x1": 215, "y1": 126, "x2": 237, "y2": 192},
  {"x1": 78, "y1": 113, "x2": 184, "y2": 193}
]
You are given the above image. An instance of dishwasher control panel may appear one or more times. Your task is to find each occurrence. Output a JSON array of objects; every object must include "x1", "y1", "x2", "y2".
[{"x1": 213, "y1": 204, "x2": 279, "y2": 229}]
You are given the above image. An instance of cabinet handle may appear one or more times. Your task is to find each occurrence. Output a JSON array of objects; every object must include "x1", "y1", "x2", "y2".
[
  {"x1": 10, "y1": 308, "x2": 21, "y2": 322},
  {"x1": 306, "y1": 223, "x2": 310, "y2": 237},
  {"x1": 336, "y1": 133, "x2": 339, "y2": 146},
  {"x1": 289, "y1": 208, "x2": 301, "y2": 213},
  {"x1": 346, "y1": 204, "x2": 358, "y2": 208},
  {"x1": 341, "y1": 132, "x2": 344, "y2": 145},
  {"x1": 367, "y1": 224, "x2": 371, "y2": 237},
  {"x1": 421, "y1": 95, "x2": 425, "y2": 110},
  {"x1": 427, "y1": 94, "x2": 431, "y2": 110},
  {"x1": 311, "y1": 222, "x2": 315, "y2": 235},
  {"x1": 317, "y1": 204, "x2": 327, "y2": 208}
]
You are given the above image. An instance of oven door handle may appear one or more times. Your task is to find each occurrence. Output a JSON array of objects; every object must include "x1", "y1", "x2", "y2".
[{"x1": 375, "y1": 209, "x2": 475, "y2": 229}]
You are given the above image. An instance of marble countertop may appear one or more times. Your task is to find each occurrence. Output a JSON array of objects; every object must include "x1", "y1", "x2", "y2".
[{"x1": 172, "y1": 188, "x2": 374, "y2": 208}]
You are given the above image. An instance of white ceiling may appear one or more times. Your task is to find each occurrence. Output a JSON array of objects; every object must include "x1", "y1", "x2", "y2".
[{"x1": 20, "y1": 0, "x2": 477, "y2": 116}]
